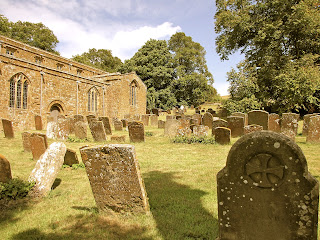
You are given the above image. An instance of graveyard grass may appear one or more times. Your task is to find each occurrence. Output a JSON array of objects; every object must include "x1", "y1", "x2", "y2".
[{"x1": 1, "y1": 119, "x2": 320, "y2": 239}]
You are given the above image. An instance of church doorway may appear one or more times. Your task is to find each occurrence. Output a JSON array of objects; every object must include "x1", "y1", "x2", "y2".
[{"x1": 49, "y1": 103, "x2": 64, "y2": 122}]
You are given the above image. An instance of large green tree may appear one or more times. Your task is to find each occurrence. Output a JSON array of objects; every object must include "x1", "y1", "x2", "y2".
[
  {"x1": 215, "y1": 0, "x2": 320, "y2": 113},
  {"x1": 72, "y1": 48, "x2": 122, "y2": 73}
]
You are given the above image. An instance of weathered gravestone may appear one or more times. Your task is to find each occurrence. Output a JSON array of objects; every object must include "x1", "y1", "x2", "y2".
[
  {"x1": 166, "y1": 115, "x2": 176, "y2": 121},
  {"x1": 177, "y1": 119, "x2": 192, "y2": 136},
  {"x1": 74, "y1": 114, "x2": 85, "y2": 123},
  {"x1": 302, "y1": 114, "x2": 319, "y2": 136},
  {"x1": 2, "y1": 119, "x2": 14, "y2": 139},
  {"x1": 80, "y1": 144, "x2": 149, "y2": 213},
  {"x1": 281, "y1": 113, "x2": 299, "y2": 141},
  {"x1": 98, "y1": 117, "x2": 112, "y2": 135},
  {"x1": 66, "y1": 117, "x2": 75, "y2": 134},
  {"x1": 21, "y1": 132, "x2": 32, "y2": 152},
  {"x1": 89, "y1": 121, "x2": 107, "y2": 142},
  {"x1": 231, "y1": 112, "x2": 248, "y2": 126},
  {"x1": 86, "y1": 115, "x2": 96, "y2": 124},
  {"x1": 193, "y1": 125, "x2": 210, "y2": 137},
  {"x1": 268, "y1": 113, "x2": 281, "y2": 133},
  {"x1": 202, "y1": 112, "x2": 213, "y2": 129},
  {"x1": 74, "y1": 121, "x2": 87, "y2": 139},
  {"x1": 30, "y1": 133, "x2": 48, "y2": 160},
  {"x1": 128, "y1": 121, "x2": 145, "y2": 142},
  {"x1": 0, "y1": 154, "x2": 12, "y2": 183},
  {"x1": 158, "y1": 120, "x2": 165, "y2": 129},
  {"x1": 64, "y1": 148, "x2": 79, "y2": 166},
  {"x1": 216, "y1": 131, "x2": 319, "y2": 240},
  {"x1": 215, "y1": 127, "x2": 231, "y2": 145},
  {"x1": 306, "y1": 115, "x2": 320, "y2": 143},
  {"x1": 29, "y1": 142, "x2": 67, "y2": 197},
  {"x1": 141, "y1": 115, "x2": 149, "y2": 126},
  {"x1": 110, "y1": 135, "x2": 126, "y2": 142},
  {"x1": 164, "y1": 119, "x2": 179, "y2": 137},
  {"x1": 248, "y1": 110, "x2": 269, "y2": 130},
  {"x1": 121, "y1": 119, "x2": 128, "y2": 128},
  {"x1": 150, "y1": 115, "x2": 158, "y2": 126},
  {"x1": 114, "y1": 119, "x2": 123, "y2": 131},
  {"x1": 244, "y1": 124, "x2": 263, "y2": 135},
  {"x1": 227, "y1": 116, "x2": 244, "y2": 138},
  {"x1": 34, "y1": 115, "x2": 43, "y2": 130},
  {"x1": 212, "y1": 119, "x2": 228, "y2": 136},
  {"x1": 190, "y1": 118, "x2": 199, "y2": 125}
]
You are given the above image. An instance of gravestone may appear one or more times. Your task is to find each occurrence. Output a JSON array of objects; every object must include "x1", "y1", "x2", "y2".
[
  {"x1": 29, "y1": 142, "x2": 67, "y2": 197},
  {"x1": 114, "y1": 119, "x2": 123, "y2": 131},
  {"x1": 158, "y1": 120, "x2": 165, "y2": 129},
  {"x1": 2, "y1": 119, "x2": 14, "y2": 139},
  {"x1": 121, "y1": 119, "x2": 128, "y2": 128},
  {"x1": 215, "y1": 127, "x2": 231, "y2": 145},
  {"x1": 164, "y1": 119, "x2": 179, "y2": 137},
  {"x1": 74, "y1": 114, "x2": 85, "y2": 123},
  {"x1": 212, "y1": 119, "x2": 228, "y2": 136},
  {"x1": 202, "y1": 112, "x2": 213, "y2": 129},
  {"x1": 30, "y1": 133, "x2": 48, "y2": 160},
  {"x1": 57, "y1": 118, "x2": 70, "y2": 140},
  {"x1": 98, "y1": 117, "x2": 112, "y2": 135},
  {"x1": 80, "y1": 144, "x2": 149, "y2": 213},
  {"x1": 231, "y1": 112, "x2": 248, "y2": 126},
  {"x1": 227, "y1": 116, "x2": 244, "y2": 138},
  {"x1": 268, "y1": 113, "x2": 281, "y2": 133},
  {"x1": 110, "y1": 135, "x2": 126, "y2": 142},
  {"x1": 216, "y1": 131, "x2": 319, "y2": 240},
  {"x1": 152, "y1": 108, "x2": 159, "y2": 116},
  {"x1": 46, "y1": 121, "x2": 59, "y2": 139},
  {"x1": 190, "y1": 118, "x2": 199, "y2": 125},
  {"x1": 86, "y1": 115, "x2": 96, "y2": 124},
  {"x1": 193, "y1": 125, "x2": 210, "y2": 137},
  {"x1": 21, "y1": 132, "x2": 32, "y2": 152},
  {"x1": 64, "y1": 149, "x2": 79, "y2": 166},
  {"x1": 0, "y1": 154, "x2": 12, "y2": 183},
  {"x1": 177, "y1": 119, "x2": 192, "y2": 136},
  {"x1": 244, "y1": 124, "x2": 263, "y2": 135},
  {"x1": 302, "y1": 114, "x2": 319, "y2": 136},
  {"x1": 89, "y1": 121, "x2": 107, "y2": 142},
  {"x1": 66, "y1": 117, "x2": 75, "y2": 134},
  {"x1": 34, "y1": 115, "x2": 43, "y2": 130},
  {"x1": 74, "y1": 121, "x2": 87, "y2": 139},
  {"x1": 141, "y1": 115, "x2": 149, "y2": 126},
  {"x1": 248, "y1": 110, "x2": 269, "y2": 130},
  {"x1": 150, "y1": 115, "x2": 158, "y2": 126},
  {"x1": 281, "y1": 113, "x2": 299, "y2": 140},
  {"x1": 218, "y1": 108, "x2": 228, "y2": 118},
  {"x1": 207, "y1": 108, "x2": 217, "y2": 116},
  {"x1": 306, "y1": 115, "x2": 320, "y2": 143},
  {"x1": 128, "y1": 121, "x2": 145, "y2": 142},
  {"x1": 166, "y1": 115, "x2": 176, "y2": 121}
]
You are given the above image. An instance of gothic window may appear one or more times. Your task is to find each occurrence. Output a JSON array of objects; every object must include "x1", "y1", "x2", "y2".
[
  {"x1": 23, "y1": 81, "x2": 28, "y2": 109},
  {"x1": 88, "y1": 87, "x2": 98, "y2": 112},
  {"x1": 130, "y1": 81, "x2": 137, "y2": 106},
  {"x1": 16, "y1": 80, "x2": 22, "y2": 108},
  {"x1": 9, "y1": 79, "x2": 15, "y2": 108},
  {"x1": 9, "y1": 73, "x2": 29, "y2": 109}
]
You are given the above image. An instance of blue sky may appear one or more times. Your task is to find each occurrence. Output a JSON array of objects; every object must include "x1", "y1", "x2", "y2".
[{"x1": 1, "y1": 0, "x2": 244, "y2": 96}]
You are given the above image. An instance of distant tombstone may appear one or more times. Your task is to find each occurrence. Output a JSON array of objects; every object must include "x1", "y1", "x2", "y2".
[
  {"x1": 248, "y1": 110, "x2": 269, "y2": 130},
  {"x1": 166, "y1": 115, "x2": 176, "y2": 121},
  {"x1": 74, "y1": 114, "x2": 85, "y2": 123},
  {"x1": 190, "y1": 118, "x2": 199, "y2": 125},
  {"x1": 80, "y1": 144, "x2": 149, "y2": 213},
  {"x1": 128, "y1": 121, "x2": 145, "y2": 142},
  {"x1": 150, "y1": 115, "x2": 158, "y2": 126},
  {"x1": 306, "y1": 115, "x2": 320, "y2": 143},
  {"x1": 158, "y1": 120, "x2": 165, "y2": 129},
  {"x1": 63, "y1": 149, "x2": 79, "y2": 166},
  {"x1": 281, "y1": 113, "x2": 299, "y2": 140},
  {"x1": 302, "y1": 114, "x2": 319, "y2": 136},
  {"x1": 231, "y1": 112, "x2": 248, "y2": 126},
  {"x1": 21, "y1": 132, "x2": 32, "y2": 152},
  {"x1": 244, "y1": 124, "x2": 263, "y2": 135},
  {"x1": 2, "y1": 119, "x2": 14, "y2": 139},
  {"x1": 114, "y1": 120, "x2": 123, "y2": 131},
  {"x1": 89, "y1": 121, "x2": 107, "y2": 142},
  {"x1": 268, "y1": 113, "x2": 281, "y2": 133},
  {"x1": 195, "y1": 107, "x2": 200, "y2": 114},
  {"x1": 121, "y1": 119, "x2": 128, "y2": 128},
  {"x1": 30, "y1": 133, "x2": 48, "y2": 160},
  {"x1": 193, "y1": 125, "x2": 210, "y2": 137},
  {"x1": 141, "y1": 115, "x2": 149, "y2": 126},
  {"x1": 164, "y1": 119, "x2": 179, "y2": 137},
  {"x1": 227, "y1": 116, "x2": 245, "y2": 137},
  {"x1": 34, "y1": 115, "x2": 43, "y2": 130},
  {"x1": 110, "y1": 135, "x2": 126, "y2": 142},
  {"x1": 216, "y1": 131, "x2": 319, "y2": 240},
  {"x1": 29, "y1": 142, "x2": 67, "y2": 197},
  {"x1": 86, "y1": 115, "x2": 96, "y2": 124},
  {"x1": 166, "y1": 110, "x2": 171, "y2": 114},
  {"x1": 212, "y1": 119, "x2": 228, "y2": 136},
  {"x1": 192, "y1": 113, "x2": 202, "y2": 125},
  {"x1": 207, "y1": 108, "x2": 216, "y2": 116},
  {"x1": 98, "y1": 117, "x2": 112, "y2": 135},
  {"x1": 152, "y1": 108, "x2": 159, "y2": 116},
  {"x1": 202, "y1": 112, "x2": 213, "y2": 129},
  {"x1": 0, "y1": 154, "x2": 12, "y2": 183},
  {"x1": 215, "y1": 127, "x2": 231, "y2": 145},
  {"x1": 190, "y1": 105, "x2": 194, "y2": 110},
  {"x1": 218, "y1": 108, "x2": 228, "y2": 118},
  {"x1": 74, "y1": 121, "x2": 87, "y2": 139}
]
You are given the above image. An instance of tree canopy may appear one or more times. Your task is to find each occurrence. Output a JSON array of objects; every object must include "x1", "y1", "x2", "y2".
[
  {"x1": 0, "y1": 15, "x2": 59, "y2": 54},
  {"x1": 215, "y1": 0, "x2": 320, "y2": 114}
]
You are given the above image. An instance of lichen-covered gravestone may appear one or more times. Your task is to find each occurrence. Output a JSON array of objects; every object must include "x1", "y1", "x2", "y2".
[
  {"x1": 74, "y1": 121, "x2": 87, "y2": 139},
  {"x1": 89, "y1": 121, "x2": 107, "y2": 142},
  {"x1": 244, "y1": 124, "x2": 263, "y2": 135},
  {"x1": 248, "y1": 110, "x2": 269, "y2": 130},
  {"x1": 268, "y1": 113, "x2": 281, "y2": 133},
  {"x1": 212, "y1": 119, "x2": 228, "y2": 136},
  {"x1": 0, "y1": 154, "x2": 12, "y2": 183},
  {"x1": 98, "y1": 117, "x2": 112, "y2": 135},
  {"x1": 303, "y1": 114, "x2": 319, "y2": 136},
  {"x1": 164, "y1": 119, "x2": 179, "y2": 137},
  {"x1": 2, "y1": 119, "x2": 14, "y2": 139},
  {"x1": 80, "y1": 144, "x2": 149, "y2": 213},
  {"x1": 128, "y1": 121, "x2": 145, "y2": 142},
  {"x1": 114, "y1": 119, "x2": 123, "y2": 131},
  {"x1": 193, "y1": 125, "x2": 210, "y2": 137},
  {"x1": 216, "y1": 131, "x2": 319, "y2": 240},
  {"x1": 281, "y1": 113, "x2": 300, "y2": 140},
  {"x1": 29, "y1": 142, "x2": 67, "y2": 196},
  {"x1": 306, "y1": 115, "x2": 320, "y2": 143}
]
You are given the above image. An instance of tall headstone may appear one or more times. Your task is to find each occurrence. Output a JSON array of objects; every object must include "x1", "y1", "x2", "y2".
[
  {"x1": 2, "y1": 119, "x2": 14, "y2": 139},
  {"x1": 74, "y1": 121, "x2": 87, "y2": 139},
  {"x1": 128, "y1": 121, "x2": 145, "y2": 142},
  {"x1": 29, "y1": 142, "x2": 67, "y2": 197},
  {"x1": 114, "y1": 119, "x2": 123, "y2": 131},
  {"x1": 281, "y1": 113, "x2": 299, "y2": 140},
  {"x1": 89, "y1": 121, "x2": 107, "y2": 142},
  {"x1": 268, "y1": 113, "x2": 281, "y2": 133},
  {"x1": 306, "y1": 115, "x2": 320, "y2": 143},
  {"x1": 248, "y1": 110, "x2": 269, "y2": 130},
  {"x1": 215, "y1": 127, "x2": 231, "y2": 145},
  {"x1": 0, "y1": 154, "x2": 12, "y2": 183},
  {"x1": 216, "y1": 131, "x2": 319, "y2": 240},
  {"x1": 64, "y1": 149, "x2": 79, "y2": 166},
  {"x1": 150, "y1": 115, "x2": 158, "y2": 126},
  {"x1": 80, "y1": 144, "x2": 149, "y2": 213},
  {"x1": 98, "y1": 117, "x2": 112, "y2": 135},
  {"x1": 34, "y1": 115, "x2": 43, "y2": 130},
  {"x1": 30, "y1": 133, "x2": 48, "y2": 160},
  {"x1": 202, "y1": 112, "x2": 213, "y2": 129},
  {"x1": 141, "y1": 115, "x2": 149, "y2": 126},
  {"x1": 227, "y1": 116, "x2": 244, "y2": 138},
  {"x1": 212, "y1": 119, "x2": 228, "y2": 136},
  {"x1": 21, "y1": 132, "x2": 32, "y2": 152}
]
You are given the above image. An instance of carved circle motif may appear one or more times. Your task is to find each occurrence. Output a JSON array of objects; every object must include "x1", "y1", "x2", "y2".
[{"x1": 245, "y1": 153, "x2": 285, "y2": 188}]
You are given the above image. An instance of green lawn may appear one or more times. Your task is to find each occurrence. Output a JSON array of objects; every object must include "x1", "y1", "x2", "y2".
[{"x1": 0, "y1": 121, "x2": 319, "y2": 239}]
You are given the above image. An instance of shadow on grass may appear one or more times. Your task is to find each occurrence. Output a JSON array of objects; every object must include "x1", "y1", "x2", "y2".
[
  {"x1": 0, "y1": 198, "x2": 33, "y2": 224},
  {"x1": 144, "y1": 171, "x2": 218, "y2": 240}
]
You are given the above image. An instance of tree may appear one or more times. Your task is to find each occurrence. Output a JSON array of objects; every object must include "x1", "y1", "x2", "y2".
[
  {"x1": 72, "y1": 48, "x2": 122, "y2": 73},
  {"x1": 215, "y1": 0, "x2": 320, "y2": 113}
]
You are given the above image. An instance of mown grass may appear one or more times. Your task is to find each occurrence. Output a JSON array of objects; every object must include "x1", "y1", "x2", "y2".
[{"x1": 0, "y1": 121, "x2": 319, "y2": 239}]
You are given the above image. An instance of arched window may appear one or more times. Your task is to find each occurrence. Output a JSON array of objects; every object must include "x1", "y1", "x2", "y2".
[
  {"x1": 130, "y1": 81, "x2": 137, "y2": 106},
  {"x1": 23, "y1": 81, "x2": 28, "y2": 109},
  {"x1": 88, "y1": 87, "x2": 98, "y2": 112},
  {"x1": 9, "y1": 79, "x2": 15, "y2": 108},
  {"x1": 9, "y1": 73, "x2": 29, "y2": 109},
  {"x1": 16, "y1": 80, "x2": 22, "y2": 108}
]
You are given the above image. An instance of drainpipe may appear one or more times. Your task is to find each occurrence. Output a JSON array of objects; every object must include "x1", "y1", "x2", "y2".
[
  {"x1": 40, "y1": 71, "x2": 44, "y2": 115},
  {"x1": 76, "y1": 81, "x2": 80, "y2": 115},
  {"x1": 102, "y1": 86, "x2": 106, "y2": 116}
]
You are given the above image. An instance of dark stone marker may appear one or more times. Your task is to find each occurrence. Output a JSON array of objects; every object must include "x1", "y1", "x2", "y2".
[
  {"x1": 158, "y1": 120, "x2": 165, "y2": 129},
  {"x1": 128, "y1": 121, "x2": 145, "y2": 142},
  {"x1": 215, "y1": 127, "x2": 231, "y2": 145},
  {"x1": 80, "y1": 144, "x2": 149, "y2": 213},
  {"x1": 281, "y1": 113, "x2": 299, "y2": 140},
  {"x1": 34, "y1": 115, "x2": 43, "y2": 130},
  {"x1": 212, "y1": 119, "x2": 228, "y2": 136},
  {"x1": 216, "y1": 131, "x2": 319, "y2": 240},
  {"x1": 89, "y1": 121, "x2": 107, "y2": 142},
  {"x1": 268, "y1": 113, "x2": 281, "y2": 133},
  {"x1": 0, "y1": 154, "x2": 12, "y2": 183},
  {"x1": 21, "y1": 132, "x2": 32, "y2": 152},
  {"x1": 30, "y1": 133, "x2": 48, "y2": 160},
  {"x1": 244, "y1": 124, "x2": 263, "y2": 135},
  {"x1": 151, "y1": 108, "x2": 159, "y2": 116},
  {"x1": 75, "y1": 121, "x2": 87, "y2": 139},
  {"x1": 231, "y1": 112, "x2": 248, "y2": 126},
  {"x1": 86, "y1": 115, "x2": 96, "y2": 124},
  {"x1": 150, "y1": 115, "x2": 158, "y2": 126},
  {"x1": 306, "y1": 115, "x2": 320, "y2": 143},
  {"x1": 248, "y1": 110, "x2": 269, "y2": 130},
  {"x1": 202, "y1": 112, "x2": 214, "y2": 129},
  {"x1": 114, "y1": 120, "x2": 123, "y2": 131},
  {"x1": 2, "y1": 119, "x2": 14, "y2": 139},
  {"x1": 98, "y1": 117, "x2": 112, "y2": 135},
  {"x1": 227, "y1": 116, "x2": 244, "y2": 137},
  {"x1": 64, "y1": 149, "x2": 79, "y2": 166},
  {"x1": 121, "y1": 119, "x2": 128, "y2": 128},
  {"x1": 110, "y1": 135, "x2": 126, "y2": 142}
]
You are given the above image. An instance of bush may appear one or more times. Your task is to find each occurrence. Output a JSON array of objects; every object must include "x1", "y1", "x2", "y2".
[
  {"x1": 145, "y1": 131, "x2": 154, "y2": 137},
  {"x1": 67, "y1": 136, "x2": 88, "y2": 143},
  {"x1": 72, "y1": 162, "x2": 85, "y2": 170},
  {"x1": 0, "y1": 178, "x2": 35, "y2": 200},
  {"x1": 172, "y1": 135, "x2": 216, "y2": 144}
]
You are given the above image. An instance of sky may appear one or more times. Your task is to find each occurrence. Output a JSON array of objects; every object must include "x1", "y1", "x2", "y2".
[{"x1": 0, "y1": 0, "x2": 244, "y2": 96}]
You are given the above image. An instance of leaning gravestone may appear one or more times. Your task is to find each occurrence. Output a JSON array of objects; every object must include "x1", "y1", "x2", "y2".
[
  {"x1": 74, "y1": 114, "x2": 85, "y2": 123},
  {"x1": 248, "y1": 110, "x2": 269, "y2": 130},
  {"x1": 0, "y1": 154, "x2": 12, "y2": 183},
  {"x1": 30, "y1": 133, "x2": 48, "y2": 160},
  {"x1": 227, "y1": 116, "x2": 244, "y2": 138},
  {"x1": 2, "y1": 119, "x2": 14, "y2": 139},
  {"x1": 177, "y1": 119, "x2": 192, "y2": 136},
  {"x1": 86, "y1": 115, "x2": 96, "y2": 124},
  {"x1": 98, "y1": 117, "x2": 112, "y2": 135},
  {"x1": 202, "y1": 112, "x2": 213, "y2": 129},
  {"x1": 29, "y1": 142, "x2": 67, "y2": 197},
  {"x1": 34, "y1": 115, "x2": 43, "y2": 130},
  {"x1": 216, "y1": 131, "x2": 319, "y2": 240},
  {"x1": 306, "y1": 115, "x2": 320, "y2": 143},
  {"x1": 128, "y1": 121, "x2": 145, "y2": 142},
  {"x1": 21, "y1": 132, "x2": 32, "y2": 152},
  {"x1": 64, "y1": 149, "x2": 79, "y2": 166},
  {"x1": 212, "y1": 119, "x2": 228, "y2": 136},
  {"x1": 89, "y1": 121, "x2": 107, "y2": 142},
  {"x1": 80, "y1": 144, "x2": 149, "y2": 213},
  {"x1": 215, "y1": 127, "x2": 231, "y2": 145},
  {"x1": 74, "y1": 121, "x2": 87, "y2": 139},
  {"x1": 268, "y1": 113, "x2": 281, "y2": 133}
]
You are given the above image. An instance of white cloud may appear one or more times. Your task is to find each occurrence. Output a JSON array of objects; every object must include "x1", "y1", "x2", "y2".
[{"x1": 213, "y1": 81, "x2": 230, "y2": 96}]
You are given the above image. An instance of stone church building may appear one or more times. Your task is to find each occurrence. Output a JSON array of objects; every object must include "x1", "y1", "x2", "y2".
[{"x1": 0, "y1": 35, "x2": 147, "y2": 131}]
